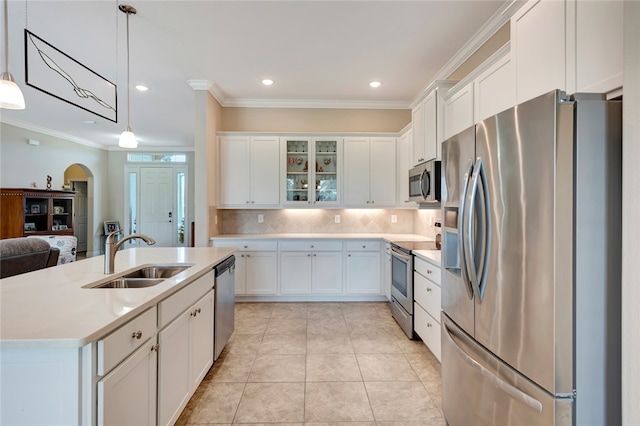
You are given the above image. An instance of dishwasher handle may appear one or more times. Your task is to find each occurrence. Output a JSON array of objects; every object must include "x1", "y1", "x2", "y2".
[{"x1": 215, "y1": 255, "x2": 236, "y2": 277}]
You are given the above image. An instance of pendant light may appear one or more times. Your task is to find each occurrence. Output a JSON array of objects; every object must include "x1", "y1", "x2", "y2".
[
  {"x1": 118, "y1": 4, "x2": 137, "y2": 148},
  {"x1": 0, "y1": 0, "x2": 25, "y2": 109}
]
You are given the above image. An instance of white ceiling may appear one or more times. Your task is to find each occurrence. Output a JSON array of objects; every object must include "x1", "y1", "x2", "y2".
[{"x1": 1, "y1": 0, "x2": 508, "y2": 149}]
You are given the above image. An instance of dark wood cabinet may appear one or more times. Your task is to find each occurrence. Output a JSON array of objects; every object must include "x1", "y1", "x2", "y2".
[{"x1": 0, "y1": 188, "x2": 75, "y2": 239}]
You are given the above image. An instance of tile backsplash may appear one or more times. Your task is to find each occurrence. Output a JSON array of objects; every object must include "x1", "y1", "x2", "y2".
[{"x1": 220, "y1": 207, "x2": 442, "y2": 237}]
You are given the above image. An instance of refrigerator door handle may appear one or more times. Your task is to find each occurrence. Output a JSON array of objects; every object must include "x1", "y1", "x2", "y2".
[
  {"x1": 465, "y1": 156, "x2": 491, "y2": 302},
  {"x1": 458, "y1": 159, "x2": 474, "y2": 299},
  {"x1": 443, "y1": 322, "x2": 544, "y2": 414}
]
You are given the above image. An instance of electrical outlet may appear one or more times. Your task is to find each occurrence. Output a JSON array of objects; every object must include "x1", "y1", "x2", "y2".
[
  {"x1": 334, "y1": 215, "x2": 341, "y2": 224},
  {"x1": 258, "y1": 214, "x2": 264, "y2": 223},
  {"x1": 214, "y1": 215, "x2": 218, "y2": 225},
  {"x1": 391, "y1": 215, "x2": 397, "y2": 223}
]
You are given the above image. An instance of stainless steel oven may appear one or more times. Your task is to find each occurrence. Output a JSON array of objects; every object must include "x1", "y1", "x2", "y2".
[{"x1": 390, "y1": 243, "x2": 414, "y2": 338}]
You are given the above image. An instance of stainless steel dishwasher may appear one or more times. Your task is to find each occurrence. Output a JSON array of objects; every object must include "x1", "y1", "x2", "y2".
[{"x1": 214, "y1": 255, "x2": 235, "y2": 360}]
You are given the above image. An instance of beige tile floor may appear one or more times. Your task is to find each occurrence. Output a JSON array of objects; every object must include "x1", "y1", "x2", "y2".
[{"x1": 177, "y1": 302, "x2": 445, "y2": 426}]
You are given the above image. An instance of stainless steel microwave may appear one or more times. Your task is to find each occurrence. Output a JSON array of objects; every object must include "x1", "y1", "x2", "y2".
[{"x1": 408, "y1": 160, "x2": 441, "y2": 202}]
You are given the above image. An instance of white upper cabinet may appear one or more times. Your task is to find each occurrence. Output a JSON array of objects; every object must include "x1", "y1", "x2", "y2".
[
  {"x1": 282, "y1": 137, "x2": 341, "y2": 207},
  {"x1": 397, "y1": 129, "x2": 414, "y2": 208},
  {"x1": 411, "y1": 81, "x2": 456, "y2": 164},
  {"x1": 512, "y1": 0, "x2": 623, "y2": 104},
  {"x1": 573, "y1": 0, "x2": 623, "y2": 94},
  {"x1": 443, "y1": 81, "x2": 474, "y2": 141},
  {"x1": 474, "y1": 51, "x2": 515, "y2": 123},
  {"x1": 219, "y1": 136, "x2": 280, "y2": 207},
  {"x1": 343, "y1": 137, "x2": 396, "y2": 207}
]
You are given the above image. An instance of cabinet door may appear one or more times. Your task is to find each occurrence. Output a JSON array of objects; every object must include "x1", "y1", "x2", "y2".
[
  {"x1": 314, "y1": 138, "x2": 341, "y2": 206},
  {"x1": 411, "y1": 102, "x2": 426, "y2": 165},
  {"x1": 283, "y1": 138, "x2": 312, "y2": 205},
  {"x1": 98, "y1": 337, "x2": 157, "y2": 426},
  {"x1": 423, "y1": 92, "x2": 437, "y2": 162},
  {"x1": 250, "y1": 137, "x2": 280, "y2": 205},
  {"x1": 312, "y1": 252, "x2": 343, "y2": 294},
  {"x1": 575, "y1": 0, "x2": 623, "y2": 94},
  {"x1": 474, "y1": 53, "x2": 515, "y2": 123},
  {"x1": 397, "y1": 131, "x2": 413, "y2": 207},
  {"x1": 158, "y1": 311, "x2": 191, "y2": 426},
  {"x1": 512, "y1": 0, "x2": 566, "y2": 104},
  {"x1": 343, "y1": 137, "x2": 371, "y2": 206},
  {"x1": 245, "y1": 252, "x2": 278, "y2": 295},
  {"x1": 444, "y1": 82, "x2": 474, "y2": 140},
  {"x1": 346, "y1": 252, "x2": 381, "y2": 294},
  {"x1": 219, "y1": 136, "x2": 250, "y2": 205},
  {"x1": 369, "y1": 138, "x2": 396, "y2": 207},
  {"x1": 191, "y1": 291, "x2": 214, "y2": 388},
  {"x1": 384, "y1": 244, "x2": 392, "y2": 300},
  {"x1": 280, "y1": 252, "x2": 312, "y2": 294}
]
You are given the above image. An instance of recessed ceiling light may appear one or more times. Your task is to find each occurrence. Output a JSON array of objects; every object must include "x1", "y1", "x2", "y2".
[
  {"x1": 262, "y1": 79, "x2": 274, "y2": 86},
  {"x1": 135, "y1": 85, "x2": 148, "y2": 91},
  {"x1": 369, "y1": 81, "x2": 382, "y2": 88},
  {"x1": 83, "y1": 120, "x2": 96, "y2": 124}
]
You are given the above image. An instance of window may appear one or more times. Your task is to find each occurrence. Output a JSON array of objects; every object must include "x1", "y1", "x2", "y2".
[{"x1": 127, "y1": 153, "x2": 187, "y2": 163}]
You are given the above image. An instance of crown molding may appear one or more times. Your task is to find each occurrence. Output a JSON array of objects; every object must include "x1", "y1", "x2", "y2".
[
  {"x1": 218, "y1": 98, "x2": 410, "y2": 110},
  {"x1": 187, "y1": 79, "x2": 212, "y2": 91},
  {"x1": 1, "y1": 118, "x2": 107, "y2": 150}
]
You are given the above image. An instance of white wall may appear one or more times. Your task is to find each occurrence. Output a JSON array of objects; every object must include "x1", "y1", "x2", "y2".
[
  {"x1": 0, "y1": 123, "x2": 109, "y2": 255},
  {"x1": 622, "y1": 1, "x2": 639, "y2": 424}
]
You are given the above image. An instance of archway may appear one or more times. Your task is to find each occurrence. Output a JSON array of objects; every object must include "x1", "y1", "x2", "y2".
[{"x1": 63, "y1": 164, "x2": 94, "y2": 256}]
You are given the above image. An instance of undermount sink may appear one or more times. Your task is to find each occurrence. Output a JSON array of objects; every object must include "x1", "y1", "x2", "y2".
[
  {"x1": 86, "y1": 264, "x2": 193, "y2": 289},
  {"x1": 94, "y1": 278, "x2": 166, "y2": 289},
  {"x1": 121, "y1": 265, "x2": 192, "y2": 279}
]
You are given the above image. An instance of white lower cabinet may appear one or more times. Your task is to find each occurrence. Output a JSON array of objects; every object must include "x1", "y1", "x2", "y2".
[
  {"x1": 158, "y1": 290, "x2": 214, "y2": 426},
  {"x1": 98, "y1": 336, "x2": 158, "y2": 426},
  {"x1": 280, "y1": 241, "x2": 343, "y2": 295},
  {"x1": 413, "y1": 256, "x2": 442, "y2": 361},
  {"x1": 345, "y1": 241, "x2": 381, "y2": 294},
  {"x1": 212, "y1": 240, "x2": 278, "y2": 295}
]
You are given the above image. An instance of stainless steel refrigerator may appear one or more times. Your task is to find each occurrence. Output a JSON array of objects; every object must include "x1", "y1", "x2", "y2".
[{"x1": 440, "y1": 90, "x2": 622, "y2": 426}]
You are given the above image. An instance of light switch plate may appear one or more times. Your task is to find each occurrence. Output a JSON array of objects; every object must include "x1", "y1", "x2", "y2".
[
  {"x1": 258, "y1": 214, "x2": 264, "y2": 223},
  {"x1": 334, "y1": 215, "x2": 341, "y2": 223},
  {"x1": 391, "y1": 215, "x2": 397, "y2": 223}
]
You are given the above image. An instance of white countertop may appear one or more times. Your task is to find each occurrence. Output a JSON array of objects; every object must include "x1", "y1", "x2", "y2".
[
  {"x1": 414, "y1": 250, "x2": 441, "y2": 266},
  {"x1": 0, "y1": 247, "x2": 236, "y2": 349},
  {"x1": 212, "y1": 233, "x2": 434, "y2": 242}
]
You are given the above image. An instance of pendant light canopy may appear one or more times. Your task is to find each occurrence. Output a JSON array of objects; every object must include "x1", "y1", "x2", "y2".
[
  {"x1": 118, "y1": 4, "x2": 137, "y2": 148},
  {"x1": 1, "y1": 0, "x2": 25, "y2": 110}
]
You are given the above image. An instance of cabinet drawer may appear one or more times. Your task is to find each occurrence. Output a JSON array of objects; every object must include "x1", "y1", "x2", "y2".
[
  {"x1": 98, "y1": 306, "x2": 157, "y2": 376},
  {"x1": 414, "y1": 304, "x2": 441, "y2": 361},
  {"x1": 414, "y1": 272, "x2": 441, "y2": 317},
  {"x1": 415, "y1": 257, "x2": 441, "y2": 286},
  {"x1": 158, "y1": 269, "x2": 215, "y2": 328},
  {"x1": 346, "y1": 241, "x2": 381, "y2": 252},
  {"x1": 213, "y1": 240, "x2": 277, "y2": 251},
  {"x1": 280, "y1": 240, "x2": 342, "y2": 252}
]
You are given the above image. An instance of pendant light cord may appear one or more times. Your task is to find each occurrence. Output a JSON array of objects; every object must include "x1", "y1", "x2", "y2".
[
  {"x1": 125, "y1": 8, "x2": 131, "y2": 129},
  {"x1": 3, "y1": 0, "x2": 9, "y2": 74}
]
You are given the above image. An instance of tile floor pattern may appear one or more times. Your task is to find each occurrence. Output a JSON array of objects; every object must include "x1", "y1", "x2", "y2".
[{"x1": 177, "y1": 302, "x2": 445, "y2": 426}]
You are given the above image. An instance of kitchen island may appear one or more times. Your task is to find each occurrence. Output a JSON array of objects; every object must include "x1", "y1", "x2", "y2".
[{"x1": 0, "y1": 246, "x2": 236, "y2": 426}]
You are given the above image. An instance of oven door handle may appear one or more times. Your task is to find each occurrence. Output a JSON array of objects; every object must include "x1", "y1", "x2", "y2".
[{"x1": 390, "y1": 246, "x2": 412, "y2": 262}]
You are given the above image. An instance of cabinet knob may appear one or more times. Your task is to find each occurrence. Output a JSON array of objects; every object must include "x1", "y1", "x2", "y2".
[
  {"x1": 132, "y1": 331, "x2": 142, "y2": 340},
  {"x1": 427, "y1": 270, "x2": 432, "y2": 274},
  {"x1": 246, "y1": 201, "x2": 250, "y2": 204},
  {"x1": 240, "y1": 254, "x2": 245, "y2": 258},
  {"x1": 243, "y1": 245, "x2": 248, "y2": 249},
  {"x1": 307, "y1": 254, "x2": 311, "y2": 257},
  {"x1": 151, "y1": 344, "x2": 159, "y2": 352},
  {"x1": 246, "y1": 254, "x2": 251, "y2": 257},
  {"x1": 362, "y1": 245, "x2": 366, "y2": 249},
  {"x1": 348, "y1": 254, "x2": 351, "y2": 257},
  {"x1": 251, "y1": 201, "x2": 255, "y2": 204},
  {"x1": 427, "y1": 323, "x2": 432, "y2": 328},
  {"x1": 313, "y1": 254, "x2": 316, "y2": 257},
  {"x1": 427, "y1": 287, "x2": 432, "y2": 292},
  {"x1": 310, "y1": 245, "x2": 314, "y2": 248},
  {"x1": 366, "y1": 201, "x2": 370, "y2": 204}
]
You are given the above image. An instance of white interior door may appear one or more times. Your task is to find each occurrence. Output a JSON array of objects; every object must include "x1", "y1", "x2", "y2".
[
  {"x1": 71, "y1": 180, "x2": 88, "y2": 252},
  {"x1": 139, "y1": 167, "x2": 174, "y2": 247}
]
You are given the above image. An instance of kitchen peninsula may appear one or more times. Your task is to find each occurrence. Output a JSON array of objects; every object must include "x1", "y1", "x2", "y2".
[{"x1": 0, "y1": 246, "x2": 236, "y2": 425}]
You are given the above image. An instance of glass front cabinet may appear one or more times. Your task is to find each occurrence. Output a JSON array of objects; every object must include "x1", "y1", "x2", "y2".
[{"x1": 282, "y1": 137, "x2": 341, "y2": 207}]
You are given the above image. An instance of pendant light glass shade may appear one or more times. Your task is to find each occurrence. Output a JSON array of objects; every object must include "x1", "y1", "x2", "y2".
[
  {"x1": 0, "y1": 72, "x2": 25, "y2": 109},
  {"x1": 119, "y1": 126, "x2": 137, "y2": 148},
  {"x1": 118, "y1": 4, "x2": 137, "y2": 148},
  {"x1": 1, "y1": 0, "x2": 25, "y2": 110}
]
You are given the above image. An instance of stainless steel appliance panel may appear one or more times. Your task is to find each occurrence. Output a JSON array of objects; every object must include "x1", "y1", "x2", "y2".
[
  {"x1": 472, "y1": 91, "x2": 573, "y2": 395},
  {"x1": 573, "y1": 98, "x2": 622, "y2": 426},
  {"x1": 390, "y1": 296, "x2": 413, "y2": 339},
  {"x1": 441, "y1": 126, "x2": 476, "y2": 337},
  {"x1": 390, "y1": 245, "x2": 413, "y2": 314},
  {"x1": 441, "y1": 315, "x2": 573, "y2": 426},
  {"x1": 214, "y1": 256, "x2": 235, "y2": 360}
]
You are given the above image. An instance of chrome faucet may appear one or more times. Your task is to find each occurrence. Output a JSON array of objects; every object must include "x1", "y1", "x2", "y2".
[{"x1": 104, "y1": 230, "x2": 156, "y2": 274}]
